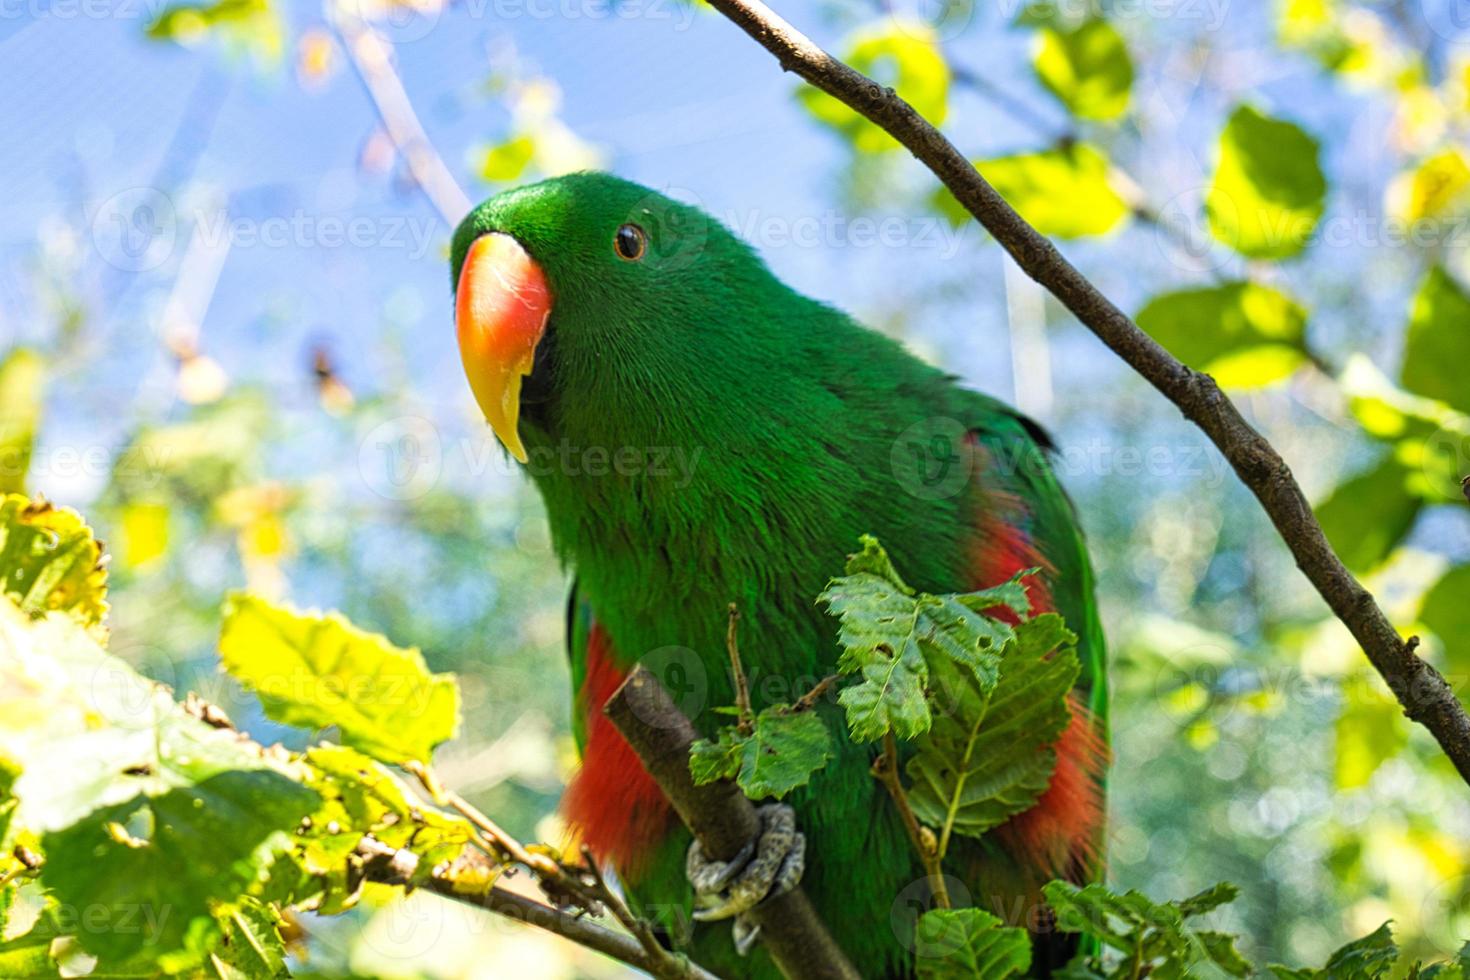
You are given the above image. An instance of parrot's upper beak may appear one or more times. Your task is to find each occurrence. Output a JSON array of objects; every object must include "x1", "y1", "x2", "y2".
[{"x1": 455, "y1": 233, "x2": 552, "y2": 463}]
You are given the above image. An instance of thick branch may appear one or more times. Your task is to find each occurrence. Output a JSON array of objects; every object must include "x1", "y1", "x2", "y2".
[
  {"x1": 356, "y1": 836, "x2": 719, "y2": 980},
  {"x1": 699, "y1": 0, "x2": 1470, "y2": 784},
  {"x1": 605, "y1": 666, "x2": 862, "y2": 980}
]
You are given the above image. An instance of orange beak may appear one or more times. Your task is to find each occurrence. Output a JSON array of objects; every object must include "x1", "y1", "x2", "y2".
[{"x1": 455, "y1": 233, "x2": 552, "y2": 463}]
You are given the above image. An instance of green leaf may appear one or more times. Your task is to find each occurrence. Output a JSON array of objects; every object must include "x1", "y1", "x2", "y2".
[
  {"x1": 293, "y1": 745, "x2": 480, "y2": 914},
  {"x1": 0, "y1": 350, "x2": 44, "y2": 496},
  {"x1": 41, "y1": 770, "x2": 316, "y2": 972},
  {"x1": 1313, "y1": 456, "x2": 1422, "y2": 574},
  {"x1": 1206, "y1": 105, "x2": 1327, "y2": 260},
  {"x1": 219, "y1": 593, "x2": 461, "y2": 765},
  {"x1": 1389, "y1": 149, "x2": 1470, "y2": 223},
  {"x1": 1044, "y1": 880, "x2": 1250, "y2": 977},
  {"x1": 690, "y1": 707, "x2": 834, "y2": 800},
  {"x1": 689, "y1": 730, "x2": 744, "y2": 785},
  {"x1": 1401, "y1": 266, "x2": 1470, "y2": 415},
  {"x1": 1135, "y1": 281, "x2": 1309, "y2": 389},
  {"x1": 146, "y1": 0, "x2": 282, "y2": 63},
  {"x1": 799, "y1": 19, "x2": 948, "y2": 153},
  {"x1": 937, "y1": 143, "x2": 1129, "y2": 238},
  {"x1": 1422, "y1": 564, "x2": 1470, "y2": 680},
  {"x1": 1318, "y1": 922, "x2": 1398, "y2": 979},
  {"x1": 905, "y1": 614, "x2": 1079, "y2": 838},
  {"x1": 0, "y1": 600, "x2": 304, "y2": 832},
  {"x1": 820, "y1": 538, "x2": 1030, "y2": 741},
  {"x1": 914, "y1": 908, "x2": 1032, "y2": 979},
  {"x1": 208, "y1": 897, "x2": 291, "y2": 979},
  {"x1": 1334, "y1": 681, "x2": 1409, "y2": 790},
  {"x1": 0, "y1": 494, "x2": 108, "y2": 631},
  {"x1": 1032, "y1": 20, "x2": 1133, "y2": 121},
  {"x1": 479, "y1": 135, "x2": 537, "y2": 183}
]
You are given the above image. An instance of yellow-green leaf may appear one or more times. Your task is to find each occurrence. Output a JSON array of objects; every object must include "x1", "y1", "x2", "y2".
[
  {"x1": 1334, "y1": 681, "x2": 1409, "y2": 790},
  {"x1": 0, "y1": 350, "x2": 43, "y2": 496},
  {"x1": 1387, "y1": 148, "x2": 1470, "y2": 223},
  {"x1": 1032, "y1": 19, "x2": 1133, "y2": 121},
  {"x1": 1135, "y1": 281, "x2": 1309, "y2": 388},
  {"x1": 937, "y1": 143, "x2": 1129, "y2": 238},
  {"x1": 219, "y1": 594, "x2": 460, "y2": 765},
  {"x1": 1206, "y1": 105, "x2": 1326, "y2": 260},
  {"x1": 1401, "y1": 266, "x2": 1470, "y2": 415},
  {"x1": 0, "y1": 495, "x2": 108, "y2": 631},
  {"x1": 798, "y1": 19, "x2": 948, "y2": 154},
  {"x1": 478, "y1": 135, "x2": 536, "y2": 183}
]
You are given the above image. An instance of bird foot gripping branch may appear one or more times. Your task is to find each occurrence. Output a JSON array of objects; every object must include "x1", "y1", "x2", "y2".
[{"x1": 686, "y1": 802, "x2": 807, "y2": 956}]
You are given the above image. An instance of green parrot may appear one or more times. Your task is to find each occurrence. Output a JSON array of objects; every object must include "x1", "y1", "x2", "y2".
[{"x1": 450, "y1": 172, "x2": 1108, "y2": 978}]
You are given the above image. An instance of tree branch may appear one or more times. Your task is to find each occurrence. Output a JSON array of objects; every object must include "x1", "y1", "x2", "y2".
[
  {"x1": 355, "y1": 836, "x2": 719, "y2": 980},
  {"x1": 605, "y1": 665, "x2": 862, "y2": 980},
  {"x1": 698, "y1": 0, "x2": 1470, "y2": 785},
  {"x1": 329, "y1": 5, "x2": 472, "y2": 226}
]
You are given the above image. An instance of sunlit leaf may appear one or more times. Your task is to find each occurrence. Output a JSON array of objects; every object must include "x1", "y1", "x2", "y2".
[
  {"x1": 208, "y1": 897, "x2": 291, "y2": 979},
  {"x1": 1136, "y1": 281, "x2": 1309, "y2": 389},
  {"x1": 117, "y1": 501, "x2": 171, "y2": 570},
  {"x1": 914, "y1": 908, "x2": 1032, "y2": 979},
  {"x1": 1401, "y1": 266, "x2": 1470, "y2": 415},
  {"x1": 0, "y1": 494, "x2": 107, "y2": 631},
  {"x1": 219, "y1": 594, "x2": 460, "y2": 765},
  {"x1": 1387, "y1": 148, "x2": 1470, "y2": 223},
  {"x1": 937, "y1": 143, "x2": 1129, "y2": 239},
  {"x1": 1032, "y1": 19, "x2": 1133, "y2": 121},
  {"x1": 1206, "y1": 105, "x2": 1326, "y2": 260},
  {"x1": 146, "y1": 0, "x2": 282, "y2": 63},
  {"x1": 798, "y1": 19, "x2": 948, "y2": 153},
  {"x1": 479, "y1": 135, "x2": 537, "y2": 183},
  {"x1": 1334, "y1": 680, "x2": 1408, "y2": 790},
  {"x1": 0, "y1": 600, "x2": 305, "y2": 832},
  {"x1": 0, "y1": 350, "x2": 43, "y2": 496},
  {"x1": 1313, "y1": 456, "x2": 1421, "y2": 574}
]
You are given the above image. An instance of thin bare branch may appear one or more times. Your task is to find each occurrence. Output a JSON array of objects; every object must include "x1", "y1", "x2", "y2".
[
  {"x1": 699, "y1": 0, "x2": 1470, "y2": 785},
  {"x1": 329, "y1": 4, "x2": 472, "y2": 226},
  {"x1": 355, "y1": 836, "x2": 718, "y2": 980}
]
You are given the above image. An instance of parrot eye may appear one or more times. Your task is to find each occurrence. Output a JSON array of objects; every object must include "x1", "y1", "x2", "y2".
[{"x1": 614, "y1": 223, "x2": 648, "y2": 261}]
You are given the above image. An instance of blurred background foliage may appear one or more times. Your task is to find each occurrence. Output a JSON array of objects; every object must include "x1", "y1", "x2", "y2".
[{"x1": 3, "y1": 0, "x2": 1470, "y2": 974}]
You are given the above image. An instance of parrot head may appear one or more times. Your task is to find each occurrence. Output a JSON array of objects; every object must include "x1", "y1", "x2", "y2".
[{"x1": 450, "y1": 172, "x2": 771, "y2": 464}]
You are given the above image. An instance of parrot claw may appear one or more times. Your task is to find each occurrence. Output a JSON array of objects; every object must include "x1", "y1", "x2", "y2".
[{"x1": 687, "y1": 802, "x2": 806, "y2": 953}]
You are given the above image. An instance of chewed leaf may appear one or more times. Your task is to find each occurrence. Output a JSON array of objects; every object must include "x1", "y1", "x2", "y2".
[{"x1": 0, "y1": 494, "x2": 108, "y2": 632}]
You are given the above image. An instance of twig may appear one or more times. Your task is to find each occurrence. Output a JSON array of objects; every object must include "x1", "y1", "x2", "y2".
[
  {"x1": 605, "y1": 665, "x2": 862, "y2": 980},
  {"x1": 355, "y1": 836, "x2": 717, "y2": 980},
  {"x1": 873, "y1": 733, "x2": 949, "y2": 909},
  {"x1": 699, "y1": 0, "x2": 1470, "y2": 788},
  {"x1": 581, "y1": 844, "x2": 680, "y2": 971},
  {"x1": 328, "y1": 3, "x2": 472, "y2": 226},
  {"x1": 726, "y1": 602, "x2": 754, "y2": 732},
  {"x1": 402, "y1": 762, "x2": 700, "y2": 978},
  {"x1": 792, "y1": 674, "x2": 839, "y2": 712}
]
